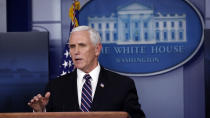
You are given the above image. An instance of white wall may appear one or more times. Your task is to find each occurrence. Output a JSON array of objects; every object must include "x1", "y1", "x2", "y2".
[
  {"x1": 0, "y1": 0, "x2": 7, "y2": 32},
  {"x1": 32, "y1": 0, "x2": 61, "y2": 40}
]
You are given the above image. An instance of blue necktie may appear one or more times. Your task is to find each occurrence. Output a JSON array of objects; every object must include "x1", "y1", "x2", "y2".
[{"x1": 81, "y1": 74, "x2": 92, "y2": 112}]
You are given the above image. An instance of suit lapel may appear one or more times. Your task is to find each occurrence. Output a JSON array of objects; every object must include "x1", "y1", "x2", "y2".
[
  {"x1": 91, "y1": 67, "x2": 107, "y2": 110},
  {"x1": 71, "y1": 70, "x2": 80, "y2": 111}
]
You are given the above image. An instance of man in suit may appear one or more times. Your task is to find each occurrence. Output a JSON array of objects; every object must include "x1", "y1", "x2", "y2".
[{"x1": 28, "y1": 26, "x2": 145, "y2": 118}]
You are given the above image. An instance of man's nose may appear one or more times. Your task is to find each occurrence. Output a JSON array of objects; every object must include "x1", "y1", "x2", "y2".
[{"x1": 74, "y1": 46, "x2": 80, "y2": 54}]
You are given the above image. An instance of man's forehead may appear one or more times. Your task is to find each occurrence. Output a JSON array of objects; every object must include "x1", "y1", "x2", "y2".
[
  {"x1": 70, "y1": 31, "x2": 89, "y2": 39},
  {"x1": 71, "y1": 30, "x2": 89, "y2": 35},
  {"x1": 69, "y1": 31, "x2": 91, "y2": 43}
]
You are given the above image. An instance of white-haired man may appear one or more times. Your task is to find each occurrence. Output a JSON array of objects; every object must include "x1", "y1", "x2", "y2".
[{"x1": 28, "y1": 26, "x2": 145, "y2": 118}]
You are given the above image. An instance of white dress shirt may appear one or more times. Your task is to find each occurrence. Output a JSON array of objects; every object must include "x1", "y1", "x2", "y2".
[{"x1": 77, "y1": 63, "x2": 101, "y2": 107}]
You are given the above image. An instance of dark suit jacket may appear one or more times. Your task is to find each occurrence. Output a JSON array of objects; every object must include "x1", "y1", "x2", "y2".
[{"x1": 46, "y1": 67, "x2": 145, "y2": 118}]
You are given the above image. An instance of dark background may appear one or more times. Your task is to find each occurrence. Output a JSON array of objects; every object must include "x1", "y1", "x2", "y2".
[{"x1": 0, "y1": 32, "x2": 49, "y2": 112}]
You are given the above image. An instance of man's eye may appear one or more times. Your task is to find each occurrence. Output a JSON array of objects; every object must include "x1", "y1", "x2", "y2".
[
  {"x1": 69, "y1": 45, "x2": 75, "y2": 48},
  {"x1": 79, "y1": 44, "x2": 86, "y2": 47}
]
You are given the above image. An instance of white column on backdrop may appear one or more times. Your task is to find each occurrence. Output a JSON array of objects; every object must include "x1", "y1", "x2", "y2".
[{"x1": 206, "y1": 0, "x2": 210, "y2": 28}]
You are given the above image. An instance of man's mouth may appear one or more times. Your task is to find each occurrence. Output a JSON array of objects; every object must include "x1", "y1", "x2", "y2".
[{"x1": 75, "y1": 58, "x2": 82, "y2": 61}]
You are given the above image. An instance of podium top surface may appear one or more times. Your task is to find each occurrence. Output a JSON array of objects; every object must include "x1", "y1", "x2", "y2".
[{"x1": 0, "y1": 112, "x2": 129, "y2": 118}]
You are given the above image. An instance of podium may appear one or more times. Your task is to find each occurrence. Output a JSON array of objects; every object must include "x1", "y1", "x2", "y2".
[{"x1": 0, "y1": 112, "x2": 130, "y2": 118}]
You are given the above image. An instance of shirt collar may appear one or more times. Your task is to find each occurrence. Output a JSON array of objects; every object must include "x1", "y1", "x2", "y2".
[{"x1": 77, "y1": 63, "x2": 101, "y2": 81}]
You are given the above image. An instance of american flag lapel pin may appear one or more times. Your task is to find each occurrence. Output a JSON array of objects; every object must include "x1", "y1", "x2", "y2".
[{"x1": 100, "y1": 83, "x2": 104, "y2": 88}]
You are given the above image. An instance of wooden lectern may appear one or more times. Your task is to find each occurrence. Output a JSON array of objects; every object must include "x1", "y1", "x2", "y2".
[{"x1": 0, "y1": 112, "x2": 130, "y2": 118}]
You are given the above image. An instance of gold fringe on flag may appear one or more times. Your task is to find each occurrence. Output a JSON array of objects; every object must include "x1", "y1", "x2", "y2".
[{"x1": 69, "y1": 0, "x2": 80, "y2": 27}]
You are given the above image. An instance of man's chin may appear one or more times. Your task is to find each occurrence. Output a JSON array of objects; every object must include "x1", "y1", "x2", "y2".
[{"x1": 74, "y1": 65, "x2": 84, "y2": 70}]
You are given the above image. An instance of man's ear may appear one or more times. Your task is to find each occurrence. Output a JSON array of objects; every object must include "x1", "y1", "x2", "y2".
[{"x1": 95, "y1": 43, "x2": 102, "y2": 56}]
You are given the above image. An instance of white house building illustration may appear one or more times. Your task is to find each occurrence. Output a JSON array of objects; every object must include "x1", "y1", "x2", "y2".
[{"x1": 88, "y1": 2, "x2": 187, "y2": 44}]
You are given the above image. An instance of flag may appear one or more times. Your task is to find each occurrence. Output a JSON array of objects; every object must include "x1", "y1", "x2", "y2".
[{"x1": 58, "y1": 0, "x2": 80, "y2": 76}]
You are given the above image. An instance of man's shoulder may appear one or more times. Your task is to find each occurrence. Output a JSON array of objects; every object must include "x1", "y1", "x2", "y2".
[
  {"x1": 50, "y1": 70, "x2": 77, "y2": 83},
  {"x1": 101, "y1": 67, "x2": 133, "y2": 82},
  {"x1": 100, "y1": 67, "x2": 136, "y2": 89}
]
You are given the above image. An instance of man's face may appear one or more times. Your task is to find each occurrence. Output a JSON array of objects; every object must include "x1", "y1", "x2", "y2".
[{"x1": 69, "y1": 31, "x2": 101, "y2": 73}]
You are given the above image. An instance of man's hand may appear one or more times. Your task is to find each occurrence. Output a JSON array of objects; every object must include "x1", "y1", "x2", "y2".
[{"x1": 27, "y1": 92, "x2": 50, "y2": 112}]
